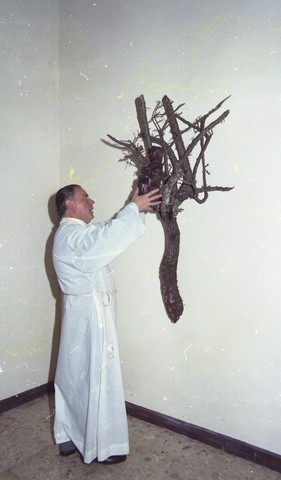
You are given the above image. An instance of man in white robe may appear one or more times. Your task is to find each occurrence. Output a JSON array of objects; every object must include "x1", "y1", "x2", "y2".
[{"x1": 52, "y1": 184, "x2": 161, "y2": 464}]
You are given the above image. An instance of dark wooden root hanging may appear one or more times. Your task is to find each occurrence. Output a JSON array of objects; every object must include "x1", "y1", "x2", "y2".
[
  {"x1": 159, "y1": 215, "x2": 183, "y2": 323},
  {"x1": 107, "y1": 94, "x2": 232, "y2": 323}
]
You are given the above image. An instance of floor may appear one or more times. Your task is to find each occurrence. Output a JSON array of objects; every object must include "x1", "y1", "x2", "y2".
[{"x1": 1, "y1": 395, "x2": 281, "y2": 480}]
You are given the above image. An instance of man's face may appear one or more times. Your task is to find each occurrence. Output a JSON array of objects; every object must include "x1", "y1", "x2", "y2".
[{"x1": 66, "y1": 187, "x2": 95, "y2": 223}]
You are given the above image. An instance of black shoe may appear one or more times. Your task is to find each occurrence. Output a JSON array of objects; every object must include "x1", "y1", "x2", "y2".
[
  {"x1": 97, "y1": 455, "x2": 127, "y2": 465},
  {"x1": 59, "y1": 441, "x2": 77, "y2": 456}
]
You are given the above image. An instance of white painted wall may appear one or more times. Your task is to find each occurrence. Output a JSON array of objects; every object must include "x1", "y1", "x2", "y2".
[
  {"x1": 58, "y1": 0, "x2": 281, "y2": 454},
  {"x1": 0, "y1": 1, "x2": 60, "y2": 397},
  {"x1": 1, "y1": 0, "x2": 280, "y2": 456}
]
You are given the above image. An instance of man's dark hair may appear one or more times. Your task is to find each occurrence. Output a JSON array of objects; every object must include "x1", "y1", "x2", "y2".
[{"x1": 55, "y1": 184, "x2": 80, "y2": 218}]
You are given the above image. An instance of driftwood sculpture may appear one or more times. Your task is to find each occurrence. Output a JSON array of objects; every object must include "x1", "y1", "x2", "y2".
[{"x1": 107, "y1": 95, "x2": 232, "y2": 323}]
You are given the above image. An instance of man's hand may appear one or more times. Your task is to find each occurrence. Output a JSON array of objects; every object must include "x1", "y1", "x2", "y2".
[{"x1": 131, "y1": 188, "x2": 162, "y2": 212}]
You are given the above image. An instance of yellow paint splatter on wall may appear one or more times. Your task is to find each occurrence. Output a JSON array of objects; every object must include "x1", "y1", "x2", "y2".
[{"x1": 69, "y1": 166, "x2": 75, "y2": 182}]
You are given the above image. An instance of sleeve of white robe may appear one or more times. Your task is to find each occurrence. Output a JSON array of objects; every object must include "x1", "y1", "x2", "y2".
[{"x1": 53, "y1": 202, "x2": 146, "y2": 275}]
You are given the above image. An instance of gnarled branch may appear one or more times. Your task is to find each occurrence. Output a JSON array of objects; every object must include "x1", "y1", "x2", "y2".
[{"x1": 107, "y1": 95, "x2": 233, "y2": 322}]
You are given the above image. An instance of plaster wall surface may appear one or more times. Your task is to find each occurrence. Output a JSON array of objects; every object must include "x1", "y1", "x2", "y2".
[
  {"x1": 0, "y1": 0, "x2": 60, "y2": 398},
  {"x1": 1, "y1": 0, "x2": 280, "y2": 457},
  {"x1": 58, "y1": 0, "x2": 281, "y2": 454}
]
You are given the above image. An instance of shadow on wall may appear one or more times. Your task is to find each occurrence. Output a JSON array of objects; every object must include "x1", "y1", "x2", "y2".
[{"x1": 45, "y1": 194, "x2": 62, "y2": 384}]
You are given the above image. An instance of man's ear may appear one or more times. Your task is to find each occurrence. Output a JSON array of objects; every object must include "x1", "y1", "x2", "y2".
[{"x1": 65, "y1": 198, "x2": 74, "y2": 212}]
